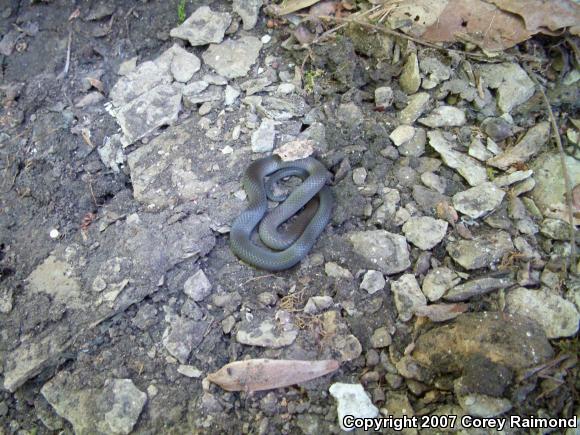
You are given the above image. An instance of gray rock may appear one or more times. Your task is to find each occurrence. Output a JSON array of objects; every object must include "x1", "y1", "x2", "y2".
[
  {"x1": 398, "y1": 92, "x2": 430, "y2": 124},
  {"x1": 233, "y1": 0, "x2": 263, "y2": 30},
  {"x1": 303, "y1": 296, "x2": 333, "y2": 314},
  {"x1": 428, "y1": 131, "x2": 488, "y2": 186},
  {"x1": 457, "y1": 393, "x2": 512, "y2": 418},
  {"x1": 375, "y1": 86, "x2": 394, "y2": 108},
  {"x1": 360, "y1": 270, "x2": 386, "y2": 294},
  {"x1": 251, "y1": 118, "x2": 276, "y2": 152},
  {"x1": 177, "y1": 365, "x2": 203, "y2": 378},
  {"x1": 444, "y1": 272, "x2": 515, "y2": 302},
  {"x1": 224, "y1": 85, "x2": 240, "y2": 106},
  {"x1": 398, "y1": 127, "x2": 426, "y2": 157},
  {"x1": 506, "y1": 287, "x2": 580, "y2": 338},
  {"x1": 399, "y1": 52, "x2": 420, "y2": 94},
  {"x1": 132, "y1": 304, "x2": 158, "y2": 330},
  {"x1": 170, "y1": 6, "x2": 231, "y2": 46},
  {"x1": 115, "y1": 83, "x2": 182, "y2": 147},
  {"x1": 468, "y1": 137, "x2": 493, "y2": 161},
  {"x1": 276, "y1": 83, "x2": 295, "y2": 95},
  {"x1": 488, "y1": 122, "x2": 550, "y2": 170},
  {"x1": 329, "y1": 383, "x2": 379, "y2": 431},
  {"x1": 493, "y1": 170, "x2": 533, "y2": 188},
  {"x1": 390, "y1": 125, "x2": 415, "y2": 146},
  {"x1": 203, "y1": 74, "x2": 228, "y2": 85},
  {"x1": 482, "y1": 117, "x2": 514, "y2": 141},
  {"x1": 0, "y1": 287, "x2": 13, "y2": 313},
  {"x1": 75, "y1": 91, "x2": 104, "y2": 108},
  {"x1": 391, "y1": 274, "x2": 427, "y2": 321},
  {"x1": 420, "y1": 172, "x2": 446, "y2": 193},
  {"x1": 236, "y1": 319, "x2": 298, "y2": 348},
  {"x1": 183, "y1": 80, "x2": 208, "y2": 95},
  {"x1": 183, "y1": 269, "x2": 212, "y2": 301},
  {"x1": 348, "y1": 230, "x2": 410, "y2": 275},
  {"x1": 352, "y1": 167, "x2": 367, "y2": 185},
  {"x1": 41, "y1": 374, "x2": 147, "y2": 435},
  {"x1": 170, "y1": 49, "x2": 201, "y2": 83},
  {"x1": 370, "y1": 327, "x2": 392, "y2": 348},
  {"x1": 540, "y1": 218, "x2": 571, "y2": 240},
  {"x1": 337, "y1": 103, "x2": 363, "y2": 129},
  {"x1": 182, "y1": 84, "x2": 222, "y2": 106},
  {"x1": 163, "y1": 315, "x2": 208, "y2": 363},
  {"x1": 452, "y1": 182, "x2": 505, "y2": 219},
  {"x1": 419, "y1": 106, "x2": 466, "y2": 127},
  {"x1": 203, "y1": 36, "x2": 262, "y2": 79},
  {"x1": 478, "y1": 63, "x2": 535, "y2": 113},
  {"x1": 98, "y1": 134, "x2": 125, "y2": 173},
  {"x1": 241, "y1": 76, "x2": 273, "y2": 95},
  {"x1": 420, "y1": 56, "x2": 451, "y2": 88},
  {"x1": 422, "y1": 267, "x2": 461, "y2": 302},
  {"x1": 402, "y1": 216, "x2": 448, "y2": 250},
  {"x1": 447, "y1": 231, "x2": 514, "y2": 270},
  {"x1": 325, "y1": 262, "x2": 353, "y2": 279}
]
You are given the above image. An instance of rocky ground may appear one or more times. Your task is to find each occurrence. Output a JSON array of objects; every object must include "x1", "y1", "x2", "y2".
[{"x1": 0, "y1": 0, "x2": 579, "y2": 433}]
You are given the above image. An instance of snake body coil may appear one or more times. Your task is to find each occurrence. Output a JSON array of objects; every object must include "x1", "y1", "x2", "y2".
[{"x1": 230, "y1": 155, "x2": 334, "y2": 271}]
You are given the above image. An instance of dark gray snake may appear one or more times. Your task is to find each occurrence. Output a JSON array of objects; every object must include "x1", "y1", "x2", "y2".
[{"x1": 230, "y1": 155, "x2": 334, "y2": 271}]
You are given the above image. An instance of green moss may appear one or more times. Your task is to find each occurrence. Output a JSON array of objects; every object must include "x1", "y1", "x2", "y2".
[
  {"x1": 177, "y1": 0, "x2": 187, "y2": 24},
  {"x1": 304, "y1": 69, "x2": 325, "y2": 94}
]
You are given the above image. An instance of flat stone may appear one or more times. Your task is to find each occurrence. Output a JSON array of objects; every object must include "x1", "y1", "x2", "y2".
[
  {"x1": 360, "y1": 270, "x2": 386, "y2": 295},
  {"x1": 183, "y1": 269, "x2": 212, "y2": 301},
  {"x1": 398, "y1": 92, "x2": 430, "y2": 124},
  {"x1": 236, "y1": 319, "x2": 298, "y2": 348},
  {"x1": 241, "y1": 76, "x2": 273, "y2": 95},
  {"x1": 422, "y1": 267, "x2": 461, "y2": 302},
  {"x1": 419, "y1": 106, "x2": 466, "y2": 127},
  {"x1": 352, "y1": 167, "x2": 367, "y2": 185},
  {"x1": 203, "y1": 36, "x2": 262, "y2": 79},
  {"x1": 468, "y1": 137, "x2": 493, "y2": 161},
  {"x1": 444, "y1": 272, "x2": 515, "y2": 302},
  {"x1": 487, "y1": 122, "x2": 550, "y2": 170},
  {"x1": 329, "y1": 383, "x2": 379, "y2": 431},
  {"x1": 182, "y1": 84, "x2": 222, "y2": 106},
  {"x1": 506, "y1": 287, "x2": 580, "y2": 338},
  {"x1": 414, "y1": 303, "x2": 468, "y2": 322},
  {"x1": 402, "y1": 216, "x2": 448, "y2": 250},
  {"x1": 170, "y1": 6, "x2": 231, "y2": 46},
  {"x1": 457, "y1": 394, "x2": 512, "y2": 418},
  {"x1": 325, "y1": 262, "x2": 353, "y2": 279},
  {"x1": 391, "y1": 274, "x2": 427, "y2": 321},
  {"x1": 540, "y1": 218, "x2": 571, "y2": 240},
  {"x1": 390, "y1": 125, "x2": 415, "y2": 146},
  {"x1": 348, "y1": 230, "x2": 411, "y2": 275},
  {"x1": 452, "y1": 182, "x2": 506, "y2": 219},
  {"x1": 493, "y1": 170, "x2": 533, "y2": 188},
  {"x1": 251, "y1": 118, "x2": 276, "y2": 152},
  {"x1": 375, "y1": 86, "x2": 393, "y2": 108},
  {"x1": 177, "y1": 365, "x2": 203, "y2": 378},
  {"x1": 447, "y1": 231, "x2": 514, "y2": 270},
  {"x1": 170, "y1": 48, "x2": 201, "y2": 83},
  {"x1": 41, "y1": 374, "x2": 147, "y2": 435},
  {"x1": 399, "y1": 52, "x2": 420, "y2": 94},
  {"x1": 412, "y1": 312, "x2": 553, "y2": 374},
  {"x1": 163, "y1": 316, "x2": 209, "y2": 363},
  {"x1": 224, "y1": 85, "x2": 240, "y2": 105},
  {"x1": 478, "y1": 63, "x2": 535, "y2": 113},
  {"x1": 233, "y1": 0, "x2": 262, "y2": 30},
  {"x1": 303, "y1": 296, "x2": 333, "y2": 314},
  {"x1": 420, "y1": 172, "x2": 446, "y2": 193},
  {"x1": 428, "y1": 131, "x2": 487, "y2": 186},
  {"x1": 398, "y1": 127, "x2": 426, "y2": 157},
  {"x1": 115, "y1": 83, "x2": 182, "y2": 147},
  {"x1": 370, "y1": 327, "x2": 392, "y2": 348}
]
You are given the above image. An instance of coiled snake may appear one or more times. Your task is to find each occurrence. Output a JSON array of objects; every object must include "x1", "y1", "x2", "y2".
[{"x1": 230, "y1": 155, "x2": 334, "y2": 271}]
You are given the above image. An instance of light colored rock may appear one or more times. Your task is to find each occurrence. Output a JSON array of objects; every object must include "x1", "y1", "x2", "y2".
[
  {"x1": 478, "y1": 63, "x2": 535, "y2": 113},
  {"x1": 0, "y1": 288, "x2": 13, "y2": 313},
  {"x1": 170, "y1": 49, "x2": 200, "y2": 83},
  {"x1": 177, "y1": 365, "x2": 203, "y2": 378},
  {"x1": 251, "y1": 118, "x2": 276, "y2": 152},
  {"x1": 274, "y1": 139, "x2": 314, "y2": 161},
  {"x1": 390, "y1": 125, "x2": 415, "y2": 146},
  {"x1": 104, "y1": 379, "x2": 148, "y2": 434},
  {"x1": 457, "y1": 394, "x2": 512, "y2": 418},
  {"x1": 468, "y1": 137, "x2": 493, "y2": 161},
  {"x1": 202, "y1": 36, "x2": 262, "y2": 79},
  {"x1": 325, "y1": 262, "x2": 353, "y2": 279},
  {"x1": 399, "y1": 52, "x2": 420, "y2": 94},
  {"x1": 182, "y1": 84, "x2": 222, "y2": 106},
  {"x1": 444, "y1": 273, "x2": 515, "y2": 302},
  {"x1": 375, "y1": 86, "x2": 394, "y2": 108},
  {"x1": 75, "y1": 91, "x2": 104, "y2": 108},
  {"x1": 163, "y1": 316, "x2": 208, "y2": 363},
  {"x1": 487, "y1": 122, "x2": 550, "y2": 170},
  {"x1": 493, "y1": 170, "x2": 533, "y2": 188},
  {"x1": 348, "y1": 230, "x2": 411, "y2": 275},
  {"x1": 402, "y1": 216, "x2": 447, "y2": 250},
  {"x1": 453, "y1": 182, "x2": 505, "y2": 219},
  {"x1": 170, "y1": 6, "x2": 231, "y2": 46},
  {"x1": 370, "y1": 327, "x2": 392, "y2": 348},
  {"x1": 183, "y1": 269, "x2": 212, "y2": 301},
  {"x1": 428, "y1": 131, "x2": 487, "y2": 186},
  {"x1": 236, "y1": 319, "x2": 298, "y2": 348},
  {"x1": 391, "y1": 274, "x2": 427, "y2": 321},
  {"x1": 398, "y1": 92, "x2": 430, "y2": 124},
  {"x1": 118, "y1": 56, "x2": 138, "y2": 76},
  {"x1": 276, "y1": 82, "x2": 295, "y2": 95},
  {"x1": 399, "y1": 127, "x2": 426, "y2": 157},
  {"x1": 223, "y1": 85, "x2": 240, "y2": 106},
  {"x1": 420, "y1": 172, "x2": 446, "y2": 193},
  {"x1": 447, "y1": 231, "x2": 514, "y2": 270},
  {"x1": 422, "y1": 267, "x2": 460, "y2": 302},
  {"x1": 352, "y1": 167, "x2": 367, "y2": 185},
  {"x1": 233, "y1": 0, "x2": 263, "y2": 30},
  {"x1": 506, "y1": 287, "x2": 580, "y2": 338},
  {"x1": 419, "y1": 106, "x2": 466, "y2": 127},
  {"x1": 360, "y1": 270, "x2": 386, "y2": 294},
  {"x1": 540, "y1": 218, "x2": 571, "y2": 240},
  {"x1": 303, "y1": 296, "x2": 333, "y2": 314},
  {"x1": 329, "y1": 383, "x2": 379, "y2": 431}
]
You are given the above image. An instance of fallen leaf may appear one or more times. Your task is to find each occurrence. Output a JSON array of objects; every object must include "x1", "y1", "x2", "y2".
[
  {"x1": 206, "y1": 358, "x2": 340, "y2": 392},
  {"x1": 414, "y1": 303, "x2": 469, "y2": 322},
  {"x1": 488, "y1": 0, "x2": 580, "y2": 33}
]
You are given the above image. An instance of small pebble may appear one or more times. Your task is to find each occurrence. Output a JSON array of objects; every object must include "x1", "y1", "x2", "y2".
[
  {"x1": 261, "y1": 35, "x2": 271, "y2": 44},
  {"x1": 49, "y1": 229, "x2": 60, "y2": 239}
]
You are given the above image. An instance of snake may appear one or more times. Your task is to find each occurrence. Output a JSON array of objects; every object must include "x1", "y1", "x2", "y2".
[{"x1": 230, "y1": 155, "x2": 334, "y2": 271}]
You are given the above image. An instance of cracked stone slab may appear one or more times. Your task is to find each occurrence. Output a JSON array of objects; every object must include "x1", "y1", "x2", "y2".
[
  {"x1": 3, "y1": 211, "x2": 215, "y2": 392},
  {"x1": 41, "y1": 374, "x2": 147, "y2": 435},
  {"x1": 452, "y1": 182, "x2": 506, "y2": 219},
  {"x1": 170, "y1": 6, "x2": 231, "y2": 46},
  {"x1": 202, "y1": 36, "x2": 262, "y2": 79}
]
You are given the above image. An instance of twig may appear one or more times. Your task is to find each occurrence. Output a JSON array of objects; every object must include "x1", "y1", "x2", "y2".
[
  {"x1": 523, "y1": 65, "x2": 577, "y2": 276},
  {"x1": 57, "y1": 30, "x2": 72, "y2": 80}
]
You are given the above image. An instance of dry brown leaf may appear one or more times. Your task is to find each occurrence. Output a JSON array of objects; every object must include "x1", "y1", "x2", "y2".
[
  {"x1": 414, "y1": 303, "x2": 468, "y2": 322},
  {"x1": 488, "y1": 0, "x2": 580, "y2": 33},
  {"x1": 88, "y1": 77, "x2": 104, "y2": 93},
  {"x1": 421, "y1": 0, "x2": 533, "y2": 51},
  {"x1": 206, "y1": 358, "x2": 340, "y2": 392}
]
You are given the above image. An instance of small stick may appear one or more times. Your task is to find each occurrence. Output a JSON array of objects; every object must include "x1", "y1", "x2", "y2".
[
  {"x1": 57, "y1": 30, "x2": 72, "y2": 80},
  {"x1": 524, "y1": 65, "x2": 577, "y2": 276}
]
